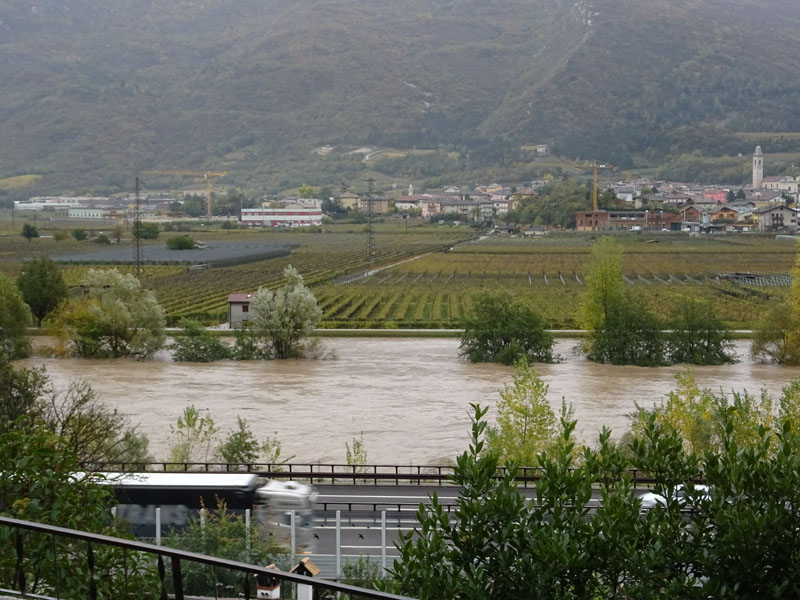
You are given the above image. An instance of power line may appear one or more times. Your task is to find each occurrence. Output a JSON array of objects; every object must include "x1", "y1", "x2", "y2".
[
  {"x1": 364, "y1": 177, "x2": 375, "y2": 265},
  {"x1": 134, "y1": 176, "x2": 143, "y2": 277}
]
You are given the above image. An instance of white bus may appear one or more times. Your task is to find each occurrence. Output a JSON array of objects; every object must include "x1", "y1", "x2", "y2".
[{"x1": 102, "y1": 473, "x2": 317, "y2": 550}]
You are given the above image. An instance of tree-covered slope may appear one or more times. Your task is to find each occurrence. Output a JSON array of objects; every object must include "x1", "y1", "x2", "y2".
[{"x1": 0, "y1": 0, "x2": 798, "y2": 193}]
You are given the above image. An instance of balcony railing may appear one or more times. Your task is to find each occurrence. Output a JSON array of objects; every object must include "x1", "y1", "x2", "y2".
[{"x1": 0, "y1": 515, "x2": 415, "y2": 600}]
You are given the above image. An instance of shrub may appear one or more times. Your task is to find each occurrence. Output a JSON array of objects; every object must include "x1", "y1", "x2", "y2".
[{"x1": 166, "y1": 235, "x2": 196, "y2": 250}]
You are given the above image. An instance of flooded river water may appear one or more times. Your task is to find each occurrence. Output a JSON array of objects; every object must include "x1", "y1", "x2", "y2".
[{"x1": 18, "y1": 338, "x2": 800, "y2": 464}]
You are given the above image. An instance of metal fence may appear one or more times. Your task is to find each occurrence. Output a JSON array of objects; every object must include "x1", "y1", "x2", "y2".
[
  {"x1": 80, "y1": 462, "x2": 659, "y2": 489},
  {"x1": 0, "y1": 516, "x2": 414, "y2": 600}
]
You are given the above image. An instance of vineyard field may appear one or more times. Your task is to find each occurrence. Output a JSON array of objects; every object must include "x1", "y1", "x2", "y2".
[
  {"x1": 1, "y1": 227, "x2": 795, "y2": 328},
  {"x1": 314, "y1": 234, "x2": 796, "y2": 329}
]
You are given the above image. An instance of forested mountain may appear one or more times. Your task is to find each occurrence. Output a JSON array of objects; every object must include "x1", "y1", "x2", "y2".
[{"x1": 1, "y1": 0, "x2": 799, "y2": 194}]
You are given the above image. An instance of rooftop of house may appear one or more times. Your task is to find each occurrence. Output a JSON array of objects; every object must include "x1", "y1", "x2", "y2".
[{"x1": 228, "y1": 292, "x2": 254, "y2": 303}]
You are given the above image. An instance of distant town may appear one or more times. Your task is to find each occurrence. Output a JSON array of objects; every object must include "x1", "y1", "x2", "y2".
[{"x1": 12, "y1": 147, "x2": 799, "y2": 235}]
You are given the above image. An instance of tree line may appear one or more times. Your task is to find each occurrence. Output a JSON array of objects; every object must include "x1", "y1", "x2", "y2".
[
  {"x1": 459, "y1": 235, "x2": 800, "y2": 367},
  {"x1": 0, "y1": 260, "x2": 323, "y2": 362}
]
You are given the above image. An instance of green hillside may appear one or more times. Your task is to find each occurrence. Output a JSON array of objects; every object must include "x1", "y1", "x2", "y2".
[{"x1": 0, "y1": 0, "x2": 799, "y2": 195}]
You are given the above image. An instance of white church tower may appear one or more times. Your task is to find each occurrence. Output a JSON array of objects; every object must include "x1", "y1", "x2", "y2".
[{"x1": 753, "y1": 145, "x2": 764, "y2": 190}]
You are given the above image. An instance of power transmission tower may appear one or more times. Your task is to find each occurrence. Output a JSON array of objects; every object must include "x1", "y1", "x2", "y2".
[
  {"x1": 364, "y1": 177, "x2": 375, "y2": 265},
  {"x1": 134, "y1": 176, "x2": 143, "y2": 277}
]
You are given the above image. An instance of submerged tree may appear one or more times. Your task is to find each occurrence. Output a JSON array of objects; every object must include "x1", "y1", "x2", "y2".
[
  {"x1": 49, "y1": 268, "x2": 165, "y2": 358},
  {"x1": 667, "y1": 295, "x2": 735, "y2": 365},
  {"x1": 580, "y1": 237, "x2": 666, "y2": 366},
  {"x1": 459, "y1": 289, "x2": 554, "y2": 365},
  {"x1": 250, "y1": 265, "x2": 322, "y2": 359},
  {"x1": 170, "y1": 319, "x2": 231, "y2": 362},
  {"x1": 751, "y1": 303, "x2": 798, "y2": 364}
]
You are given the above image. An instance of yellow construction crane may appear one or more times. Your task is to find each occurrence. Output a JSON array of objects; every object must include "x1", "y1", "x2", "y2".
[
  {"x1": 586, "y1": 161, "x2": 617, "y2": 211},
  {"x1": 142, "y1": 170, "x2": 228, "y2": 218}
]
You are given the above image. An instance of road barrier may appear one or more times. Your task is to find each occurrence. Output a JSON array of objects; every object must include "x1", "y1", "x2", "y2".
[{"x1": 81, "y1": 462, "x2": 663, "y2": 489}]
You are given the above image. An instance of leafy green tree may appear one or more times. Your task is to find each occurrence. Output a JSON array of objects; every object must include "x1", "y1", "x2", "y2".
[
  {"x1": 230, "y1": 327, "x2": 267, "y2": 360},
  {"x1": 71, "y1": 228, "x2": 88, "y2": 241},
  {"x1": 166, "y1": 234, "x2": 195, "y2": 250},
  {"x1": 579, "y1": 236, "x2": 625, "y2": 333},
  {"x1": 170, "y1": 319, "x2": 230, "y2": 362},
  {"x1": 298, "y1": 183, "x2": 315, "y2": 198},
  {"x1": 391, "y1": 405, "x2": 639, "y2": 599},
  {"x1": 216, "y1": 418, "x2": 294, "y2": 467},
  {"x1": 250, "y1": 265, "x2": 322, "y2": 359},
  {"x1": 581, "y1": 238, "x2": 666, "y2": 365},
  {"x1": 0, "y1": 356, "x2": 47, "y2": 429},
  {"x1": 49, "y1": 268, "x2": 165, "y2": 358},
  {"x1": 631, "y1": 368, "x2": 717, "y2": 455},
  {"x1": 697, "y1": 414, "x2": 800, "y2": 597},
  {"x1": 752, "y1": 301, "x2": 799, "y2": 365},
  {"x1": 0, "y1": 273, "x2": 32, "y2": 359},
  {"x1": 0, "y1": 420, "x2": 159, "y2": 597},
  {"x1": 216, "y1": 416, "x2": 260, "y2": 464},
  {"x1": 345, "y1": 432, "x2": 368, "y2": 472},
  {"x1": 459, "y1": 289, "x2": 554, "y2": 364},
  {"x1": 20, "y1": 222, "x2": 39, "y2": 241},
  {"x1": 132, "y1": 221, "x2": 160, "y2": 239},
  {"x1": 390, "y1": 396, "x2": 800, "y2": 599},
  {"x1": 667, "y1": 295, "x2": 735, "y2": 365},
  {"x1": 40, "y1": 378, "x2": 153, "y2": 468},
  {"x1": 588, "y1": 298, "x2": 665, "y2": 366},
  {"x1": 16, "y1": 255, "x2": 68, "y2": 325},
  {"x1": 630, "y1": 368, "x2": 781, "y2": 456},
  {"x1": 752, "y1": 241, "x2": 800, "y2": 366},
  {"x1": 93, "y1": 232, "x2": 110, "y2": 245},
  {"x1": 168, "y1": 404, "x2": 219, "y2": 463},
  {"x1": 485, "y1": 360, "x2": 567, "y2": 466}
]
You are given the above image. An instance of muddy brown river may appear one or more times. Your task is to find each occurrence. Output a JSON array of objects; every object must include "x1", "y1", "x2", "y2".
[{"x1": 17, "y1": 338, "x2": 800, "y2": 464}]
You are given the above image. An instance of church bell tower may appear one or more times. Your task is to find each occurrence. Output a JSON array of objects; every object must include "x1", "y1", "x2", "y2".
[{"x1": 753, "y1": 146, "x2": 764, "y2": 190}]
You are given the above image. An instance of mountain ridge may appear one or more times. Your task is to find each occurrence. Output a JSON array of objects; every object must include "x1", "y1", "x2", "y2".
[{"x1": 1, "y1": 0, "x2": 799, "y2": 194}]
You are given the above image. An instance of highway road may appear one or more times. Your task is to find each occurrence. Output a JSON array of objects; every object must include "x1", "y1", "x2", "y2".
[{"x1": 305, "y1": 484, "x2": 546, "y2": 579}]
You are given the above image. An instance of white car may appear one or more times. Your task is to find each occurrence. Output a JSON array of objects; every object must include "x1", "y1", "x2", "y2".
[{"x1": 639, "y1": 484, "x2": 710, "y2": 510}]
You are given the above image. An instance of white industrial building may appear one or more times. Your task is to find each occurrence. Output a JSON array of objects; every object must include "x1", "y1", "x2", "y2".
[{"x1": 241, "y1": 204, "x2": 323, "y2": 227}]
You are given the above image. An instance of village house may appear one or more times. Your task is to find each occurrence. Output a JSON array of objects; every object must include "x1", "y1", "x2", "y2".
[
  {"x1": 394, "y1": 194, "x2": 428, "y2": 212},
  {"x1": 678, "y1": 203, "x2": 702, "y2": 222},
  {"x1": 612, "y1": 185, "x2": 637, "y2": 203},
  {"x1": 337, "y1": 192, "x2": 361, "y2": 210},
  {"x1": 703, "y1": 188, "x2": 727, "y2": 204},
  {"x1": 754, "y1": 205, "x2": 798, "y2": 233},
  {"x1": 709, "y1": 205, "x2": 738, "y2": 222},
  {"x1": 227, "y1": 292, "x2": 254, "y2": 328},
  {"x1": 746, "y1": 189, "x2": 785, "y2": 205},
  {"x1": 359, "y1": 196, "x2": 391, "y2": 215},
  {"x1": 475, "y1": 183, "x2": 504, "y2": 194}
]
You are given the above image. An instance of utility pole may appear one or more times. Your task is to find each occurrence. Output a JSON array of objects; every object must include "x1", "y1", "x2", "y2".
[
  {"x1": 134, "y1": 176, "x2": 143, "y2": 277},
  {"x1": 364, "y1": 177, "x2": 375, "y2": 265}
]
